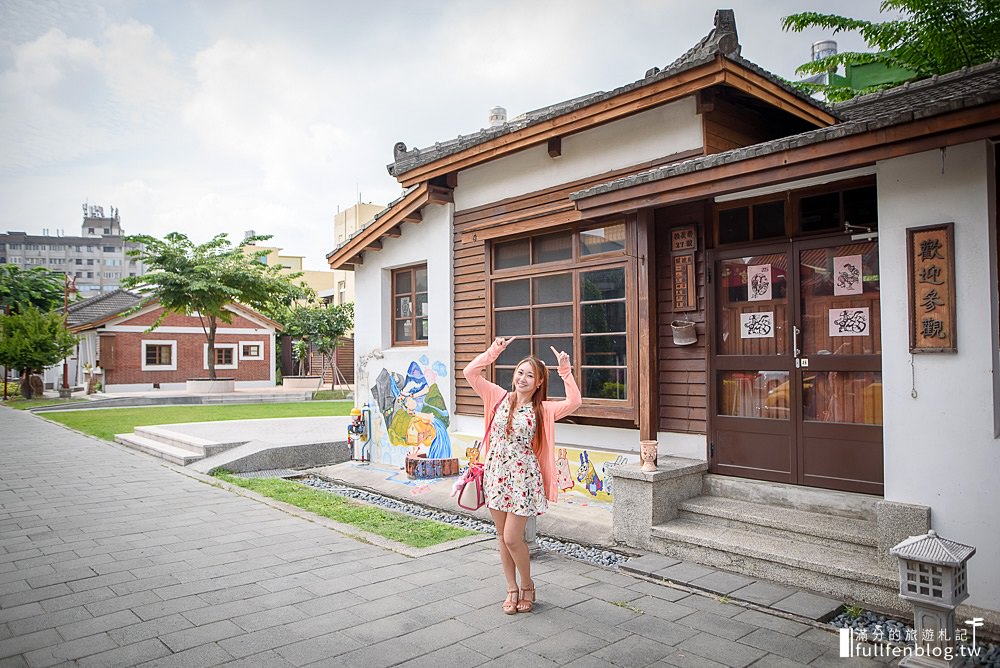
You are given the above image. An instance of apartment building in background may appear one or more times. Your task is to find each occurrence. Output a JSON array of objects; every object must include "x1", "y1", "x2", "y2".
[
  {"x1": 0, "y1": 204, "x2": 145, "y2": 296},
  {"x1": 330, "y1": 203, "x2": 382, "y2": 305},
  {"x1": 242, "y1": 235, "x2": 336, "y2": 300}
]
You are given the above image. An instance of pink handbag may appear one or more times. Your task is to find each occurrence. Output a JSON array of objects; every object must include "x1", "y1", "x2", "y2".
[{"x1": 456, "y1": 463, "x2": 485, "y2": 510}]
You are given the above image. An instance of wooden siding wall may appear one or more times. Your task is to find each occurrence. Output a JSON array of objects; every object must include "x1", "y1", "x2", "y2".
[
  {"x1": 452, "y1": 230, "x2": 488, "y2": 417},
  {"x1": 701, "y1": 87, "x2": 811, "y2": 155},
  {"x1": 655, "y1": 203, "x2": 709, "y2": 434},
  {"x1": 451, "y1": 149, "x2": 706, "y2": 418}
]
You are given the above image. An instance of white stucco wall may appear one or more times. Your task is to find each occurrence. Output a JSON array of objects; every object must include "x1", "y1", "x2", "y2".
[
  {"x1": 352, "y1": 202, "x2": 456, "y2": 466},
  {"x1": 878, "y1": 141, "x2": 1000, "y2": 610},
  {"x1": 454, "y1": 97, "x2": 703, "y2": 210}
]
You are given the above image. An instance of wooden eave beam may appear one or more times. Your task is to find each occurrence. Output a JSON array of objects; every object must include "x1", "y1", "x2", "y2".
[
  {"x1": 385, "y1": 225, "x2": 403, "y2": 238},
  {"x1": 397, "y1": 60, "x2": 728, "y2": 188},
  {"x1": 574, "y1": 103, "x2": 1000, "y2": 218},
  {"x1": 326, "y1": 183, "x2": 429, "y2": 269},
  {"x1": 365, "y1": 240, "x2": 383, "y2": 251},
  {"x1": 401, "y1": 211, "x2": 422, "y2": 224},
  {"x1": 427, "y1": 185, "x2": 455, "y2": 204}
]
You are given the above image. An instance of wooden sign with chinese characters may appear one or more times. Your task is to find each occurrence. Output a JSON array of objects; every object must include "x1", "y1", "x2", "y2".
[
  {"x1": 673, "y1": 252, "x2": 697, "y2": 311},
  {"x1": 907, "y1": 223, "x2": 956, "y2": 353},
  {"x1": 671, "y1": 225, "x2": 697, "y2": 253}
]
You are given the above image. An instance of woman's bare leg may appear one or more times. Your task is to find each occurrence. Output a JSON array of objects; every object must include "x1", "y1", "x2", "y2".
[
  {"x1": 489, "y1": 508, "x2": 517, "y2": 590},
  {"x1": 500, "y1": 513, "x2": 532, "y2": 591}
]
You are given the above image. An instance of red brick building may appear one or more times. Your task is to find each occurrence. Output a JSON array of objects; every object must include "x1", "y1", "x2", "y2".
[{"x1": 69, "y1": 290, "x2": 280, "y2": 392}]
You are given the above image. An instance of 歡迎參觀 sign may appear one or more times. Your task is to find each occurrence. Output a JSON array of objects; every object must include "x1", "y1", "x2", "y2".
[{"x1": 907, "y1": 222, "x2": 956, "y2": 353}]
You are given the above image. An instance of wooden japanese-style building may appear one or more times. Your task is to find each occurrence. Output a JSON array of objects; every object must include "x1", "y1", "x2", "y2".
[{"x1": 328, "y1": 10, "x2": 1000, "y2": 626}]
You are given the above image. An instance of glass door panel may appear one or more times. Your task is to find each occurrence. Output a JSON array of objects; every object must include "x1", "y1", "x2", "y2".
[
  {"x1": 717, "y1": 254, "x2": 788, "y2": 356},
  {"x1": 799, "y1": 241, "x2": 880, "y2": 356},
  {"x1": 803, "y1": 371, "x2": 883, "y2": 425}
]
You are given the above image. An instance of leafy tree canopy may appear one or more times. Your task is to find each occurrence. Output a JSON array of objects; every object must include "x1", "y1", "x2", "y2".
[
  {"x1": 0, "y1": 265, "x2": 66, "y2": 314},
  {"x1": 279, "y1": 302, "x2": 354, "y2": 382},
  {"x1": 783, "y1": 0, "x2": 1000, "y2": 101},
  {"x1": 121, "y1": 232, "x2": 313, "y2": 379},
  {"x1": 0, "y1": 306, "x2": 76, "y2": 375}
]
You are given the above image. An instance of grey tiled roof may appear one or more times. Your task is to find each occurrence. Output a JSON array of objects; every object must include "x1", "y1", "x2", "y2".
[
  {"x1": 889, "y1": 531, "x2": 976, "y2": 566},
  {"x1": 836, "y1": 59, "x2": 1000, "y2": 120},
  {"x1": 570, "y1": 59, "x2": 1000, "y2": 201},
  {"x1": 67, "y1": 289, "x2": 141, "y2": 328},
  {"x1": 387, "y1": 9, "x2": 834, "y2": 178}
]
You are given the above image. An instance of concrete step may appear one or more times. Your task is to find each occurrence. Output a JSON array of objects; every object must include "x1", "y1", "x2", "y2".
[
  {"x1": 703, "y1": 474, "x2": 878, "y2": 520},
  {"x1": 650, "y1": 518, "x2": 901, "y2": 612},
  {"x1": 115, "y1": 433, "x2": 204, "y2": 466},
  {"x1": 132, "y1": 426, "x2": 237, "y2": 457},
  {"x1": 678, "y1": 495, "x2": 876, "y2": 556}
]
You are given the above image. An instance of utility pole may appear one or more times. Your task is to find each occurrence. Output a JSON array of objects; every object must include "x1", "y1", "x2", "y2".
[{"x1": 59, "y1": 275, "x2": 76, "y2": 398}]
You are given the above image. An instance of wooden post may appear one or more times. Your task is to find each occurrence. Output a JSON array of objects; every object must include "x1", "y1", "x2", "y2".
[{"x1": 636, "y1": 210, "x2": 658, "y2": 441}]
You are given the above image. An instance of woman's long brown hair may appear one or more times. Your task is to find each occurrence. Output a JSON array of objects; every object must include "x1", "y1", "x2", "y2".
[{"x1": 506, "y1": 357, "x2": 547, "y2": 457}]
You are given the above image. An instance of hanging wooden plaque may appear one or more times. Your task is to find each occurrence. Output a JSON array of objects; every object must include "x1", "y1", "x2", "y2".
[
  {"x1": 907, "y1": 222, "x2": 956, "y2": 353},
  {"x1": 673, "y1": 252, "x2": 697, "y2": 312},
  {"x1": 671, "y1": 225, "x2": 697, "y2": 253}
]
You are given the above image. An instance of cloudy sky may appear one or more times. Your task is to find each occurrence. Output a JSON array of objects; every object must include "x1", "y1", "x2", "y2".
[{"x1": 0, "y1": 0, "x2": 889, "y2": 269}]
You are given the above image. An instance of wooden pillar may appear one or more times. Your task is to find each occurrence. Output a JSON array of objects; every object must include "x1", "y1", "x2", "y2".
[{"x1": 636, "y1": 209, "x2": 658, "y2": 441}]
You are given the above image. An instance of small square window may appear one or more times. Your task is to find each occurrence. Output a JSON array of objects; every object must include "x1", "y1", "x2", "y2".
[
  {"x1": 142, "y1": 341, "x2": 177, "y2": 371},
  {"x1": 204, "y1": 344, "x2": 238, "y2": 370},
  {"x1": 240, "y1": 341, "x2": 264, "y2": 360}
]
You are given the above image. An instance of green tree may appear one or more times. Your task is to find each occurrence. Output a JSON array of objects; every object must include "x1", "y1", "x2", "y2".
[
  {"x1": 0, "y1": 306, "x2": 76, "y2": 398},
  {"x1": 280, "y1": 302, "x2": 354, "y2": 388},
  {"x1": 783, "y1": 0, "x2": 1000, "y2": 101},
  {"x1": 121, "y1": 232, "x2": 312, "y2": 380},
  {"x1": 0, "y1": 265, "x2": 66, "y2": 314}
]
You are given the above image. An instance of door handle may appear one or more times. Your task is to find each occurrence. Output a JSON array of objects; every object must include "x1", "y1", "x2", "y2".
[{"x1": 793, "y1": 325, "x2": 801, "y2": 358}]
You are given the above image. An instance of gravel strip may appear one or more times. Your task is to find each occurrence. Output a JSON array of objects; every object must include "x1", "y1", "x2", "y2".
[{"x1": 299, "y1": 474, "x2": 629, "y2": 568}]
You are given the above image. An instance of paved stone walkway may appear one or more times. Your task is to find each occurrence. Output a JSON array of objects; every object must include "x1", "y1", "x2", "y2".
[{"x1": 0, "y1": 408, "x2": 894, "y2": 667}]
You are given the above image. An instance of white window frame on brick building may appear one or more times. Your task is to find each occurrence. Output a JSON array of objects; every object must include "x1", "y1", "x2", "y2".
[
  {"x1": 204, "y1": 343, "x2": 238, "y2": 370},
  {"x1": 239, "y1": 341, "x2": 264, "y2": 361},
  {"x1": 141, "y1": 340, "x2": 177, "y2": 371}
]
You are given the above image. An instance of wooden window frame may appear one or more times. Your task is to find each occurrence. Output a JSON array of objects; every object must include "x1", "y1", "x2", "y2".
[
  {"x1": 712, "y1": 177, "x2": 877, "y2": 248},
  {"x1": 487, "y1": 219, "x2": 636, "y2": 420},
  {"x1": 239, "y1": 341, "x2": 264, "y2": 361},
  {"x1": 141, "y1": 340, "x2": 176, "y2": 371},
  {"x1": 203, "y1": 343, "x2": 238, "y2": 370},
  {"x1": 391, "y1": 264, "x2": 429, "y2": 347}
]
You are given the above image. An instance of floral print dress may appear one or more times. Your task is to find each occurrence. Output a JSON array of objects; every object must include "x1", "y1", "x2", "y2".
[{"x1": 484, "y1": 399, "x2": 548, "y2": 517}]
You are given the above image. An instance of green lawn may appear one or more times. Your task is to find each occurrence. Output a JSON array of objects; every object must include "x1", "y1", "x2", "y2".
[
  {"x1": 39, "y1": 401, "x2": 353, "y2": 441},
  {"x1": 213, "y1": 472, "x2": 478, "y2": 548}
]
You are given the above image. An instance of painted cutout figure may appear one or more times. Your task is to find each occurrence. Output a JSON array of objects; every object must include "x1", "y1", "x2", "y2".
[
  {"x1": 555, "y1": 448, "x2": 574, "y2": 492},
  {"x1": 384, "y1": 362, "x2": 452, "y2": 459}
]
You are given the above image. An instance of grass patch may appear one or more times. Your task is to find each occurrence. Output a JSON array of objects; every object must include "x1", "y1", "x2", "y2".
[
  {"x1": 213, "y1": 472, "x2": 478, "y2": 548},
  {"x1": 312, "y1": 389, "x2": 352, "y2": 400},
  {"x1": 843, "y1": 604, "x2": 865, "y2": 620},
  {"x1": 2, "y1": 397, "x2": 87, "y2": 411},
  {"x1": 39, "y1": 401, "x2": 353, "y2": 441},
  {"x1": 610, "y1": 600, "x2": 644, "y2": 614}
]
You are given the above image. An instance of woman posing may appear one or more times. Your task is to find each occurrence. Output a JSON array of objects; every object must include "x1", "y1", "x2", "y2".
[{"x1": 462, "y1": 336, "x2": 582, "y2": 614}]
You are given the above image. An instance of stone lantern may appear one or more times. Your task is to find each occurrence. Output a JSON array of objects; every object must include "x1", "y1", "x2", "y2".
[{"x1": 889, "y1": 530, "x2": 976, "y2": 667}]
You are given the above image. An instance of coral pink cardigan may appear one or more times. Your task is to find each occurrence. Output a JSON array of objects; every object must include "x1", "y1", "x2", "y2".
[{"x1": 462, "y1": 341, "x2": 582, "y2": 503}]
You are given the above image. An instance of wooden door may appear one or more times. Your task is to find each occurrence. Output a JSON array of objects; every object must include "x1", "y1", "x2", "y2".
[{"x1": 708, "y1": 236, "x2": 883, "y2": 494}]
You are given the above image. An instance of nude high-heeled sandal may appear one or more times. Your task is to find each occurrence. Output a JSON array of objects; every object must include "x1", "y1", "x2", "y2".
[{"x1": 502, "y1": 588, "x2": 519, "y2": 615}]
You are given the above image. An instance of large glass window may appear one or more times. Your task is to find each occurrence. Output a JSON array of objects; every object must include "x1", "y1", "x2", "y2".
[
  {"x1": 491, "y1": 223, "x2": 629, "y2": 404},
  {"x1": 391, "y1": 265, "x2": 428, "y2": 346}
]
